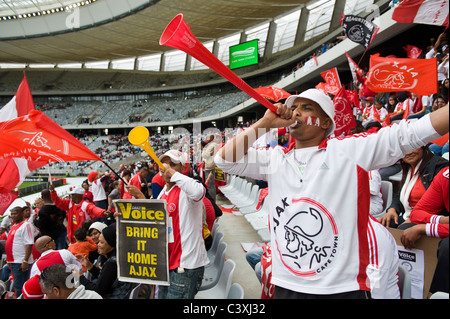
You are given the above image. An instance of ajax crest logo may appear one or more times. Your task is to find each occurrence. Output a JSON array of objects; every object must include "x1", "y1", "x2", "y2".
[{"x1": 274, "y1": 197, "x2": 339, "y2": 277}]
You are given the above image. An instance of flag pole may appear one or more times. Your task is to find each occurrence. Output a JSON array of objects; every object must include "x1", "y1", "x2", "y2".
[{"x1": 101, "y1": 160, "x2": 128, "y2": 186}]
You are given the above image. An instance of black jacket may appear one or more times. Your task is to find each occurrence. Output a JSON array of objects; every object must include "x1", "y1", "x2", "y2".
[{"x1": 389, "y1": 155, "x2": 449, "y2": 216}]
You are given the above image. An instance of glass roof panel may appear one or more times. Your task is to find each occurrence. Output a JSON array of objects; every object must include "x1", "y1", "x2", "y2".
[{"x1": 0, "y1": 0, "x2": 92, "y2": 16}]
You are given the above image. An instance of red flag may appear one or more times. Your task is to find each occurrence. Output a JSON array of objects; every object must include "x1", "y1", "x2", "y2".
[
  {"x1": 403, "y1": 45, "x2": 423, "y2": 59},
  {"x1": 321, "y1": 68, "x2": 342, "y2": 95},
  {"x1": 392, "y1": 0, "x2": 449, "y2": 27},
  {"x1": 0, "y1": 73, "x2": 47, "y2": 194},
  {"x1": 0, "y1": 110, "x2": 102, "y2": 164},
  {"x1": 365, "y1": 54, "x2": 438, "y2": 96},
  {"x1": 345, "y1": 90, "x2": 360, "y2": 108},
  {"x1": 0, "y1": 72, "x2": 35, "y2": 120},
  {"x1": 0, "y1": 189, "x2": 19, "y2": 215},
  {"x1": 333, "y1": 87, "x2": 357, "y2": 137},
  {"x1": 345, "y1": 52, "x2": 363, "y2": 83},
  {"x1": 254, "y1": 86, "x2": 291, "y2": 102},
  {"x1": 315, "y1": 82, "x2": 328, "y2": 94},
  {"x1": 402, "y1": 99, "x2": 411, "y2": 120}
]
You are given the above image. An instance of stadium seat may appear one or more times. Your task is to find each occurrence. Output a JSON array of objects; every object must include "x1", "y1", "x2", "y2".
[
  {"x1": 227, "y1": 282, "x2": 245, "y2": 299},
  {"x1": 398, "y1": 264, "x2": 412, "y2": 299},
  {"x1": 199, "y1": 242, "x2": 227, "y2": 291},
  {"x1": 195, "y1": 259, "x2": 236, "y2": 299},
  {"x1": 207, "y1": 231, "x2": 224, "y2": 266},
  {"x1": 257, "y1": 228, "x2": 271, "y2": 243},
  {"x1": 129, "y1": 284, "x2": 155, "y2": 299},
  {"x1": 429, "y1": 291, "x2": 449, "y2": 299},
  {"x1": 372, "y1": 180, "x2": 393, "y2": 219}
]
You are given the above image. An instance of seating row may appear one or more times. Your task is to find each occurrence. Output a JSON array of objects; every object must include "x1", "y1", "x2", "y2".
[
  {"x1": 129, "y1": 220, "x2": 245, "y2": 299},
  {"x1": 219, "y1": 175, "x2": 271, "y2": 242}
]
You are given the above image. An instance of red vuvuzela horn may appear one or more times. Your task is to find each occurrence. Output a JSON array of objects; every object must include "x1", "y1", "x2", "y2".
[{"x1": 159, "y1": 14, "x2": 278, "y2": 113}]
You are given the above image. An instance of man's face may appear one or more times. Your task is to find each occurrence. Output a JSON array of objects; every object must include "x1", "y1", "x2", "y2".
[
  {"x1": 288, "y1": 97, "x2": 332, "y2": 141},
  {"x1": 10, "y1": 208, "x2": 23, "y2": 223},
  {"x1": 71, "y1": 194, "x2": 83, "y2": 204}
]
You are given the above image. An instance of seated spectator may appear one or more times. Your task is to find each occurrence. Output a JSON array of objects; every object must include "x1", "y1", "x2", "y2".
[
  {"x1": 68, "y1": 228, "x2": 98, "y2": 272},
  {"x1": 30, "y1": 235, "x2": 81, "y2": 278},
  {"x1": 87, "y1": 222, "x2": 107, "y2": 264},
  {"x1": 39, "y1": 264, "x2": 102, "y2": 299},
  {"x1": 401, "y1": 167, "x2": 448, "y2": 294},
  {"x1": 379, "y1": 146, "x2": 449, "y2": 228},
  {"x1": 78, "y1": 223, "x2": 133, "y2": 299}
]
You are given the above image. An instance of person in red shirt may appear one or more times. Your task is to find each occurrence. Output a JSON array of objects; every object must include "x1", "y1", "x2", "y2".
[
  {"x1": 82, "y1": 180, "x2": 93, "y2": 203},
  {"x1": 401, "y1": 167, "x2": 449, "y2": 246},
  {"x1": 122, "y1": 167, "x2": 149, "y2": 199},
  {"x1": 401, "y1": 167, "x2": 449, "y2": 294},
  {"x1": 49, "y1": 185, "x2": 110, "y2": 244},
  {"x1": 380, "y1": 146, "x2": 448, "y2": 228}
]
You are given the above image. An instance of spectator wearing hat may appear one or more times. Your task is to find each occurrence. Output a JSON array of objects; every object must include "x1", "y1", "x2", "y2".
[
  {"x1": 22, "y1": 275, "x2": 45, "y2": 299},
  {"x1": 215, "y1": 88, "x2": 449, "y2": 298},
  {"x1": 21, "y1": 235, "x2": 82, "y2": 299},
  {"x1": 87, "y1": 221, "x2": 107, "y2": 264},
  {"x1": 49, "y1": 184, "x2": 110, "y2": 244},
  {"x1": 78, "y1": 223, "x2": 133, "y2": 299},
  {"x1": 156, "y1": 150, "x2": 209, "y2": 299},
  {"x1": 39, "y1": 264, "x2": 102, "y2": 299},
  {"x1": 5, "y1": 206, "x2": 34, "y2": 297}
]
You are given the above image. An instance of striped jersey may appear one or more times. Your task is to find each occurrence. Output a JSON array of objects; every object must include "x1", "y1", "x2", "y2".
[
  {"x1": 5, "y1": 221, "x2": 35, "y2": 263},
  {"x1": 158, "y1": 172, "x2": 208, "y2": 270},
  {"x1": 216, "y1": 114, "x2": 440, "y2": 295}
]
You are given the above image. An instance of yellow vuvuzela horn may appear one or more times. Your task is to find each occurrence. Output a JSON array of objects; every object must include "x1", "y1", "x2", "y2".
[{"x1": 128, "y1": 126, "x2": 165, "y2": 170}]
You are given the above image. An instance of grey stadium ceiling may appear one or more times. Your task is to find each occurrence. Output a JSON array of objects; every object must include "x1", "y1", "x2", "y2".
[{"x1": 0, "y1": 0, "x2": 308, "y2": 64}]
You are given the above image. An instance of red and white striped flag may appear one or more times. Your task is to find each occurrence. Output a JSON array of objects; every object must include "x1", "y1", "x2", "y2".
[{"x1": 392, "y1": 0, "x2": 449, "y2": 27}]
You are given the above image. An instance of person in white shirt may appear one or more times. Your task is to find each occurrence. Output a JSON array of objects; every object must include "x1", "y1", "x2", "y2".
[
  {"x1": 88, "y1": 171, "x2": 108, "y2": 212},
  {"x1": 215, "y1": 88, "x2": 449, "y2": 299}
]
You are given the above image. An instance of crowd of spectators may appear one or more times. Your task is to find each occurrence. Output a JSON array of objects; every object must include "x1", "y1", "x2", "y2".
[{"x1": 0, "y1": 25, "x2": 448, "y2": 300}]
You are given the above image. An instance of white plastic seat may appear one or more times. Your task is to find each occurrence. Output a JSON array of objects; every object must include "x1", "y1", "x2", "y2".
[
  {"x1": 227, "y1": 282, "x2": 244, "y2": 299},
  {"x1": 372, "y1": 180, "x2": 393, "y2": 219},
  {"x1": 207, "y1": 231, "x2": 224, "y2": 265},
  {"x1": 196, "y1": 259, "x2": 236, "y2": 299},
  {"x1": 199, "y1": 242, "x2": 227, "y2": 291},
  {"x1": 257, "y1": 228, "x2": 271, "y2": 242},
  {"x1": 398, "y1": 264, "x2": 411, "y2": 299}
]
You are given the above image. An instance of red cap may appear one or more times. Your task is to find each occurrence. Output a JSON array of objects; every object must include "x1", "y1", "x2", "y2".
[
  {"x1": 88, "y1": 171, "x2": 98, "y2": 182},
  {"x1": 22, "y1": 275, "x2": 44, "y2": 299}
]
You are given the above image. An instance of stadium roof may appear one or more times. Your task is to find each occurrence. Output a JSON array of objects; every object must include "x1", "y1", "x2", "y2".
[{"x1": 0, "y1": 0, "x2": 309, "y2": 64}]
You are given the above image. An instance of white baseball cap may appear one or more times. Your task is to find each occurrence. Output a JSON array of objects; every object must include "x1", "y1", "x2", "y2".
[
  {"x1": 159, "y1": 150, "x2": 187, "y2": 165},
  {"x1": 285, "y1": 88, "x2": 336, "y2": 137},
  {"x1": 69, "y1": 187, "x2": 85, "y2": 195}
]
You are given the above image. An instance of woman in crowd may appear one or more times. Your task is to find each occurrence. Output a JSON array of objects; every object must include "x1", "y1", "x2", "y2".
[
  {"x1": 77, "y1": 223, "x2": 133, "y2": 299},
  {"x1": 379, "y1": 145, "x2": 448, "y2": 229}
]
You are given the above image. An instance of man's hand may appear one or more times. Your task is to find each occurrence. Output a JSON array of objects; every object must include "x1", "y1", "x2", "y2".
[{"x1": 260, "y1": 103, "x2": 295, "y2": 129}]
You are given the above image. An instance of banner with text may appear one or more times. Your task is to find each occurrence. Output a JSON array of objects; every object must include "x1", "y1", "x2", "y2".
[{"x1": 115, "y1": 199, "x2": 169, "y2": 286}]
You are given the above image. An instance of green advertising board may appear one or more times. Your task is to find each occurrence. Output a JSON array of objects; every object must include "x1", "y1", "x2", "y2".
[{"x1": 229, "y1": 39, "x2": 259, "y2": 69}]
